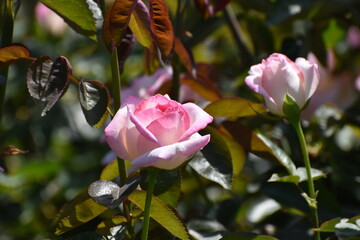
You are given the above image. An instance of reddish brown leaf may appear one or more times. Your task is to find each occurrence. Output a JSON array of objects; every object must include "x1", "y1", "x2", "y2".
[
  {"x1": 0, "y1": 44, "x2": 30, "y2": 69},
  {"x1": 0, "y1": 145, "x2": 28, "y2": 157},
  {"x1": 117, "y1": 28, "x2": 135, "y2": 74},
  {"x1": 193, "y1": 0, "x2": 214, "y2": 19},
  {"x1": 149, "y1": 0, "x2": 174, "y2": 57},
  {"x1": 102, "y1": 0, "x2": 137, "y2": 51},
  {"x1": 174, "y1": 38, "x2": 196, "y2": 76},
  {"x1": 213, "y1": 0, "x2": 231, "y2": 13}
]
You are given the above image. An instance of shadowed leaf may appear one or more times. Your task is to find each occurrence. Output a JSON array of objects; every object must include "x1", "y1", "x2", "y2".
[
  {"x1": 78, "y1": 79, "x2": 111, "y2": 127},
  {"x1": 316, "y1": 217, "x2": 341, "y2": 232},
  {"x1": 96, "y1": 216, "x2": 127, "y2": 235},
  {"x1": 128, "y1": 190, "x2": 190, "y2": 240},
  {"x1": 189, "y1": 126, "x2": 233, "y2": 190},
  {"x1": 222, "y1": 121, "x2": 297, "y2": 175},
  {"x1": 129, "y1": 0, "x2": 153, "y2": 48},
  {"x1": 174, "y1": 38, "x2": 196, "y2": 75},
  {"x1": 116, "y1": 28, "x2": 135, "y2": 74},
  {"x1": 149, "y1": 0, "x2": 174, "y2": 57},
  {"x1": 0, "y1": 44, "x2": 30, "y2": 69},
  {"x1": 40, "y1": 0, "x2": 101, "y2": 40},
  {"x1": 26, "y1": 56, "x2": 70, "y2": 116},
  {"x1": 144, "y1": 43, "x2": 161, "y2": 75}
]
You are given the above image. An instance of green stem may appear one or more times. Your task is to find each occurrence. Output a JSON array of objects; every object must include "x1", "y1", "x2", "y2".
[
  {"x1": 223, "y1": 4, "x2": 253, "y2": 68},
  {"x1": 170, "y1": 55, "x2": 180, "y2": 102},
  {"x1": 141, "y1": 169, "x2": 158, "y2": 240},
  {"x1": 0, "y1": 0, "x2": 14, "y2": 120},
  {"x1": 291, "y1": 120, "x2": 320, "y2": 240},
  {"x1": 110, "y1": 47, "x2": 127, "y2": 187}
]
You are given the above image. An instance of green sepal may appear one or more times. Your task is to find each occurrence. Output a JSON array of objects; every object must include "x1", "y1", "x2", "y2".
[{"x1": 283, "y1": 94, "x2": 300, "y2": 124}]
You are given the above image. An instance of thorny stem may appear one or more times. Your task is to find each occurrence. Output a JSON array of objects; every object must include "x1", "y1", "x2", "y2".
[{"x1": 291, "y1": 120, "x2": 321, "y2": 240}]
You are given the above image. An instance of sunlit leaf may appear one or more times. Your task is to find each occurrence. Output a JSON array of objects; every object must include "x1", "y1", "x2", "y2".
[
  {"x1": 0, "y1": 44, "x2": 30, "y2": 69},
  {"x1": 205, "y1": 97, "x2": 266, "y2": 118},
  {"x1": 78, "y1": 79, "x2": 111, "y2": 127},
  {"x1": 316, "y1": 217, "x2": 341, "y2": 232},
  {"x1": 181, "y1": 77, "x2": 221, "y2": 102},
  {"x1": 39, "y1": 0, "x2": 101, "y2": 40},
  {"x1": 102, "y1": 0, "x2": 137, "y2": 50},
  {"x1": 26, "y1": 56, "x2": 70, "y2": 117},
  {"x1": 295, "y1": 167, "x2": 326, "y2": 182},
  {"x1": 268, "y1": 173, "x2": 300, "y2": 183},
  {"x1": 100, "y1": 160, "x2": 119, "y2": 181},
  {"x1": 189, "y1": 126, "x2": 233, "y2": 190},
  {"x1": 129, "y1": 0, "x2": 153, "y2": 48},
  {"x1": 96, "y1": 216, "x2": 127, "y2": 236},
  {"x1": 128, "y1": 190, "x2": 190, "y2": 240},
  {"x1": 54, "y1": 191, "x2": 108, "y2": 235},
  {"x1": 222, "y1": 122, "x2": 297, "y2": 175},
  {"x1": 149, "y1": 0, "x2": 174, "y2": 57}
]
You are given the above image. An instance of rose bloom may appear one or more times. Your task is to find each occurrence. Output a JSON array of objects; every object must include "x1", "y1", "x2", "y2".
[
  {"x1": 105, "y1": 94, "x2": 213, "y2": 170},
  {"x1": 245, "y1": 53, "x2": 319, "y2": 116},
  {"x1": 302, "y1": 51, "x2": 358, "y2": 119}
]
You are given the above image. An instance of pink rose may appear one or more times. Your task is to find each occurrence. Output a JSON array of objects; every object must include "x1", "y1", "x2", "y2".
[
  {"x1": 245, "y1": 53, "x2": 319, "y2": 116},
  {"x1": 104, "y1": 94, "x2": 213, "y2": 170}
]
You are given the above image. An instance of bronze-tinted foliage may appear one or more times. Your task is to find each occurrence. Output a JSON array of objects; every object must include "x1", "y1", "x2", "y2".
[
  {"x1": 0, "y1": 44, "x2": 30, "y2": 69},
  {"x1": 26, "y1": 56, "x2": 71, "y2": 117},
  {"x1": 117, "y1": 28, "x2": 135, "y2": 74},
  {"x1": 149, "y1": 0, "x2": 174, "y2": 57},
  {"x1": 102, "y1": 0, "x2": 137, "y2": 51}
]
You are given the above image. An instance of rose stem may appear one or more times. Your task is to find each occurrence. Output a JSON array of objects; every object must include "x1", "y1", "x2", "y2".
[
  {"x1": 141, "y1": 168, "x2": 158, "y2": 240},
  {"x1": 110, "y1": 47, "x2": 127, "y2": 187},
  {"x1": 291, "y1": 120, "x2": 321, "y2": 240},
  {"x1": 0, "y1": 0, "x2": 14, "y2": 121}
]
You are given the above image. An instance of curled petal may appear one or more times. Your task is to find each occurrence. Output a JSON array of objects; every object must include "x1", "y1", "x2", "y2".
[
  {"x1": 179, "y1": 103, "x2": 213, "y2": 142},
  {"x1": 131, "y1": 133, "x2": 211, "y2": 170},
  {"x1": 295, "y1": 57, "x2": 319, "y2": 101}
]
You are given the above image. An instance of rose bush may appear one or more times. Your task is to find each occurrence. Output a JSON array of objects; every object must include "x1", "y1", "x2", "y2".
[
  {"x1": 105, "y1": 94, "x2": 213, "y2": 170},
  {"x1": 245, "y1": 53, "x2": 319, "y2": 116}
]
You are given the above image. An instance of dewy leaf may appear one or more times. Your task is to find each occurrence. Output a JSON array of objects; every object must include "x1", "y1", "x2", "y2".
[
  {"x1": 39, "y1": 0, "x2": 101, "y2": 40},
  {"x1": 189, "y1": 126, "x2": 233, "y2": 190},
  {"x1": 54, "y1": 190, "x2": 108, "y2": 235},
  {"x1": 78, "y1": 79, "x2": 111, "y2": 127},
  {"x1": 128, "y1": 190, "x2": 190, "y2": 240},
  {"x1": 0, "y1": 44, "x2": 30, "y2": 69},
  {"x1": 205, "y1": 97, "x2": 266, "y2": 118},
  {"x1": 26, "y1": 56, "x2": 70, "y2": 117},
  {"x1": 102, "y1": 0, "x2": 137, "y2": 50},
  {"x1": 88, "y1": 180, "x2": 122, "y2": 208},
  {"x1": 222, "y1": 121, "x2": 297, "y2": 175},
  {"x1": 149, "y1": 0, "x2": 174, "y2": 57},
  {"x1": 129, "y1": 0, "x2": 153, "y2": 48}
]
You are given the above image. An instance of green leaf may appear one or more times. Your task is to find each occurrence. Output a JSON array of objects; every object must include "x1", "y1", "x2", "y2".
[
  {"x1": 39, "y1": 0, "x2": 101, "y2": 40},
  {"x1": 128, "y1": 190, "x2": 190, "y2": 240},
  {"x1": 189, "y1": 126, "x2": 233, "y2": 190},
  {"x1": 78, "y1": 79, "x2": 111, "y2": 127},
  {"x1": 54, "y1": 191, "x2": 108, "y2": 235},
  {"x1": 295, "y1": 167, "x2": 326, "y2": 182},
  {"x1": 26, "y1": 56, "x2": 70, "y2": 117},
  {"x1": 316, "y1": 217, "x2": 341, "y2": 232},
  {"x1": 0, "y1": 44, "x2": 30, "y2": 69},
  {"x1": 220, "y1": 233, "x2": 279, "y2": 240},
  {"x1": 222, "y1": 122, "x2": 297, "y2": 175},
  {"x1": 96, "y1": 216, "x2": 127, "y2": 235},
  {"x1": 100, "y1": 160, "x2": 118, "y2": 181},
  {"x1": 129, "y1": 0, "x2": 153, "y2": 48},
  {"x1": 322, "y1": 19, "x2": 345, "y2": 49},
  {"x1": 221, "y1": 233, "x2": 279, "y2": 240},
  {"x1": 205, "y1": 97, "x2": 266, "y2": 118},
  {"x1": 268, "y1": 174, "x2": 300, "y2": 183},
  {"x1": 64, "y1": 232, "x2": 105, "y2": 240},
  {"x1": 140, "y1": 168, "x2": 181, "y2": 207}
]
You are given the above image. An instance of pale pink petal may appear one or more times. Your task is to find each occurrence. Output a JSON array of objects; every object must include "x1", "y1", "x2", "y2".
[
  {"x1": 147, "y1": 112, "x2": 185, "y2": 145},
  {"x1": 134, "y1": 107, "x2": 165, "y2": 126},
  {"x1": 130, "y1": 110, "x2": 161, "y2": 145},
  {"x1": 131, "y1": 133, "x2": 211, "y2": 170},
  {"x1": 295, "y1": 57, "x2": 319, "y2": 101},
  {"x1": 179, "y1": 103, "x2": 213, "y2": 142}
]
